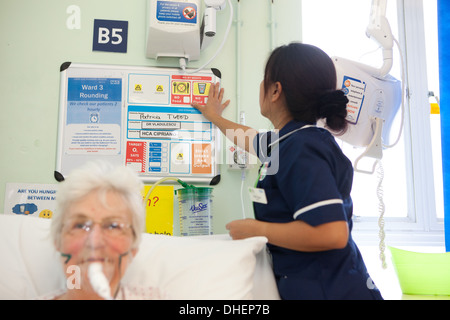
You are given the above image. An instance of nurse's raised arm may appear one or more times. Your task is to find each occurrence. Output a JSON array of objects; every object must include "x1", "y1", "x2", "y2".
[{"x1": 192, "y1": 82, "x2": 258, "y2": 155}]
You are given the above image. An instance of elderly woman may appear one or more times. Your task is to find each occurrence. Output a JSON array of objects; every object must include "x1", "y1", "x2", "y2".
[{"x1": 46, "y1": 161, "x2": 164, "y2": 300}]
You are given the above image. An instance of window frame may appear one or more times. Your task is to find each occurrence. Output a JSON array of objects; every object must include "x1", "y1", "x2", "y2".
[{"x1": 352, "y1": 0, "x2": 445, "y2": 246}]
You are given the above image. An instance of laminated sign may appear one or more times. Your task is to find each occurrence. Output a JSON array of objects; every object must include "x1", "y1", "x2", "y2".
[
  {"x1": 56, "y1": 63, "x2": 222, "y2": 185},
  {"x1": 4, "y1": 183, "x2": 58, "y2": 219},
  {"x1": 141, "y1": 185, "x2": 174, "y2": 235}
]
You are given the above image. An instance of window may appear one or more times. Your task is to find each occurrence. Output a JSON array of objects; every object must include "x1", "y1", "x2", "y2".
[
  {"x1": 424, "y1": 1, "x2": 444, "y2": 220},
  {"x1": 301, "y1": 0, "x2": 444, "y2": 245}
]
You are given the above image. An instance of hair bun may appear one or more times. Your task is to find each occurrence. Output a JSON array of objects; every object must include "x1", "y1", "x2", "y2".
[
  {"x1": 317, "y1": 90, "x2": 349, "y2": 133},
  {"x1": 317, "y1": 90, "x2": 348, "y2": 118}
]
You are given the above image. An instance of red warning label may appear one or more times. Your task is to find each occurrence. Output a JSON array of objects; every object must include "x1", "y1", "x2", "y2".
[
  {"x1": 171, "y1": 75, "x2": 213, "y2": 105},
  {"x1": 126, "y1": 141, "x2": 146, "y2": 172}
]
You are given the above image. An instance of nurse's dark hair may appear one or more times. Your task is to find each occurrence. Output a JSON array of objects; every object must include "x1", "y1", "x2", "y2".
[{"x1": 263, "y1": 42, "x2": 349, "y2": 134}]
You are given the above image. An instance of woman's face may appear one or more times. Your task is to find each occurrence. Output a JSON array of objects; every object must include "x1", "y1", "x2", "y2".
[{"x1": 57, "y1": 189, "x2": 136, "y2": 297}]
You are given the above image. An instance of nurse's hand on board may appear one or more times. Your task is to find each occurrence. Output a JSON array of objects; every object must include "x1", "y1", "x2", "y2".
[
  {"x1": 191, "y1": 82, "x2": 230, "y2": 123},
  {"x1": 226, "y1": 218, "x2": 263, "y2": 240}
]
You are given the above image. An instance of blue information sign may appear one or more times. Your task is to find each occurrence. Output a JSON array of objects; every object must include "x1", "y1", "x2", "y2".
[
  {"x1": 156, "y1": 1, "x2": 197, "y2": 24},
  {"x1": 67, "y1": 78, "x2": 122, "y2": 125},
  {"x1": 92, "y1": 19, "x2": 128, "y2": 53}
]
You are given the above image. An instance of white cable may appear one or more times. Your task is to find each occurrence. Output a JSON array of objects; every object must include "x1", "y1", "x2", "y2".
[
  {"x1": 240, "y1": 169, "x2": 246, "y2": 219},
  {"x1": 143, "y1": 176, "x2": 181, "y2": 206},
  {"x1": 382, "y1": 38, "x2": 406, "y2": 149},
  {"x1": 186, "y1": 0, "x2": 233, "y2": 74},
  {"x1": 179, "y1": 57, "x2": 187, "y2": 72},
  {"x1": 376, "y1": 161, "x2": 388, "y2": 269},
  {"x1": 358, "y1": 45, "x2": 383, "y2": 61}
]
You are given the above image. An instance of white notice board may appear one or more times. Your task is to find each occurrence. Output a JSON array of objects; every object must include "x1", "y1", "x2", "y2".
[{"x1": 55, "y1": 62, "x2": 222, "y2": 184}]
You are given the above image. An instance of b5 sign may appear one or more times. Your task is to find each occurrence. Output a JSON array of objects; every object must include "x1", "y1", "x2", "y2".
[{"x1": 93, "y1": 19, "x2": 128, "y2": 53}]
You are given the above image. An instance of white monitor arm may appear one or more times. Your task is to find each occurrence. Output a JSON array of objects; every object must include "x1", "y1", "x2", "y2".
[
  {"x1": 365, "y1": 0, "x2": 394, "y2": 78},
  {"x1": 348, "y1": 0, "x2": 393, "y2": 79},
  {"x1": 332, "y1": 0, "x2": 402, "y2": 174}
]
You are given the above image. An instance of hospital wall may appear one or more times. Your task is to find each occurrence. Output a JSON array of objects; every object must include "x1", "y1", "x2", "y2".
[{"x1": 0, "y1": 0, "x2": 302, "y2": 234}]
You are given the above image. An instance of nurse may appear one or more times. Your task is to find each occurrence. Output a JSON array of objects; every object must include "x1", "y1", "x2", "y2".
[{"x1": 192, "y1": 42, "x2": 383, "y2": 300}]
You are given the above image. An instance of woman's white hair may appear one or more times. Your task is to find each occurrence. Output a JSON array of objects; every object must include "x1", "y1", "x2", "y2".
[{"x1": 51, "y1": 161, "x2": 145, "y2": 249}]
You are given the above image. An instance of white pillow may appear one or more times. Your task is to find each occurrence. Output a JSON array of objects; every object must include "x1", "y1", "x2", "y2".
[
  {"x1": 122, "y1": 233, "x2": 269, "y2": 300},
  {"x1": 0, "y1": 215, "x2": 65, "y2": 299}
]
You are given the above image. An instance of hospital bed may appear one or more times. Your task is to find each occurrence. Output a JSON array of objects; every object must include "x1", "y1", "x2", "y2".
[{"x1": 0, "y1": 214, "x2": 280, "y2": 300}]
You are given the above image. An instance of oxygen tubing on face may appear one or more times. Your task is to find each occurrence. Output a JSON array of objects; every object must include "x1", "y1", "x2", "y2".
[{"x1": 88, "y1": 250, "x2": 134, "y2": 300}]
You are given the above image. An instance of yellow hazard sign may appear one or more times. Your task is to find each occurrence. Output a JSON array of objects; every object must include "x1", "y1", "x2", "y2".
[
  {"x1": 156, "y1": 85, "x2": 164, "y2": 92},
  {"x1": 135, "y1": 84, "x2": 142, "y2": 91}
]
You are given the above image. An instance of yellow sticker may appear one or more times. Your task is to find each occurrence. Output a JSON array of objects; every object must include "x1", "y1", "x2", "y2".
[
  {"x1": 141, "y1": 185, "x2": 174, "y2": 236},
  {"x1": 193, "y1": 82, "x2": 210, "y2": 96},
  {"x1": 39, "y1": 209, "x2": 53, "y2": 219},
  {"x1": 431, "y1": 103, "x2": 440, "y2": 115}
]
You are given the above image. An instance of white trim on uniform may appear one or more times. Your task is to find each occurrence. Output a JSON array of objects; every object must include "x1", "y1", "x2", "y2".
[{"x1": 293, "y1": 199, "x2": 344, "y2": 219}]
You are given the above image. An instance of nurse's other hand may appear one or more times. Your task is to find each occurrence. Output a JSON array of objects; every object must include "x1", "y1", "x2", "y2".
[
  {"x1": 191, "y1": 82, "x2": 230, "y2": 122},
  {"x1": 226, "y1": 219, "x2": 263, "y2": 240}
]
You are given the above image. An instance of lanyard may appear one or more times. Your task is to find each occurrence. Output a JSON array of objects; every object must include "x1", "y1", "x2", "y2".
[{"x1": 255, "y1": 124, "x2": 316, "y2": 186}]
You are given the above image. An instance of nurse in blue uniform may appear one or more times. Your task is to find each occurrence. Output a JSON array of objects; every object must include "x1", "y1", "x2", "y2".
[{"x1": 192, "y1": 42, "x2": 383, "y2": 300}]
